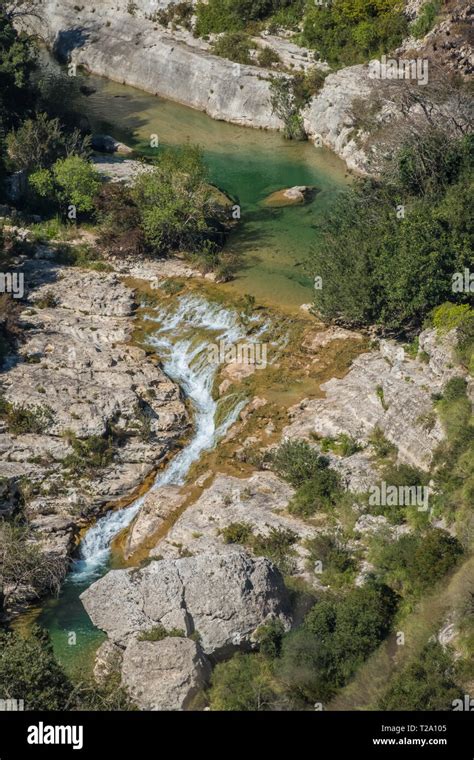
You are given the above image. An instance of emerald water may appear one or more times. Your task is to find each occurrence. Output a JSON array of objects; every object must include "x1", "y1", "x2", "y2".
[
  {"x1": 30, "y1": 57, "x2": 349, "y2": 674},
  {"x1": 42, "y1": 56, "x2": 349, "y2": 312}
]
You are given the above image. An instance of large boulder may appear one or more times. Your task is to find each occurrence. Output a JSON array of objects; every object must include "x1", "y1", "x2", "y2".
[
  {"x1": 121, "y1": 638, "x2": 211, "y2": 711},
  {"x1": 81, "y1": 550, "x2": 291, "y2": 657}
]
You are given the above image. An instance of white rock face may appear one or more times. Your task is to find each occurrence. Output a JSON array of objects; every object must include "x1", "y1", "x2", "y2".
[
  {"x1": 121, "y1": 638, "x2": 211, "y2": 711},
  {"x1": 81, "y1": 550, "x2": 292, "y2": 656},
  {"x1": 149, "y1": 471, "x2": 316, "y2": 575},
  {"x1": 284, "y1": 328, "x2": 468, "y2": 471},
  {"x1": 19, "y1": 0, "x2": 282, "y2": 130}
]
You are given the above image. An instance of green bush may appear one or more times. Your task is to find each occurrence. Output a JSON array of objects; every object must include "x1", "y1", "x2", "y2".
[
  {"x1": 306, "y1": 533, "x2": 355, "y2": 577},
  {"x1": 288, "y1": 468, "x2": 343, "y2": 518},
  {"x1": 379, "y1": 641, "x2": 461, "y2": 710},
  {"x1": 0, "y1": 627, "x2": 71, "y2": 710},
  {"x1": 310, "y1": 132, "x2": 473, "y2": 332},
  {"x1": 7, "y1": 113, "x2": 91, "y2": 173},
  {"x1": 132, "y1": 145, "x2": 227, "y2": 257},
  {"x1": 30, "y1": 156, "x2": 101, "y2": 215},
  {"x1": 272, "y1": 439, "x2": 329, "y2": 487},
  {"x1": 410, "y1": 1, "x2": 441, "y2": 39},
  {"x1": 137, "y1": 625, "x2": 186, "y2": 642},
  {"x1": 209, "y1": 653, "x2": 277, "y2": 711},
  {"x1": 255, "y1": 619, "x2": 286, "y2": 659},
  {"x1": 374, "y1": 529, "x2": 463, "y2": 595},
  {"x1": 212, "y1": 32, "x2": 256, "y2": 65},
  {"x1": 301, "y1": 0, "x2": 408, "y2": 66},
  {"x1": 278, "y1": 580, "x2": 398, "y2": 702},
  {"x1": 252, "y1": 526, "x2": 298, "y2": 574},
  {"x1": 0, "y1": 401, "x2": 53, "y2": 435},
  {"x1": 221, "y1": 521, "x2": 253, "y2": 544},
  {"x1": 257, "y1": 46, "x2": 281, "y2": 68},
  {"x1": 62, "y1": 432, "x2": 114, "y2": 475}
]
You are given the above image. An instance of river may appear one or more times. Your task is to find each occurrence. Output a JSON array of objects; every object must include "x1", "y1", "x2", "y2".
[{"x1": 30, "y1": 56, "x2": 349, "y2": 676}]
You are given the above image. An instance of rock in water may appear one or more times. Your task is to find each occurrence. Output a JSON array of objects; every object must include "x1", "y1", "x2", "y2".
[
  {"x1": 263, "y1": 186, "x2": 316, "y2": 207},
  {"x1": 80, "y1": 550, "x2": 292, "y2": 657}
]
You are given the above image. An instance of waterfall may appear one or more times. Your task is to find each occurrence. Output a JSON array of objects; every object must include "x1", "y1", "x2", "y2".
[{"x1": 69, "y1": 294, "x2": 262, "y2": 583}]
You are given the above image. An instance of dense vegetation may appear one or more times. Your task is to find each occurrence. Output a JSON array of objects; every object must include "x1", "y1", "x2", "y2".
[
  {"x1": 195, "y1": 0, "x2": 408, "y2": 66},
  {"x1": 310, "y1": 131, "x2": 473, "y2": 333}
]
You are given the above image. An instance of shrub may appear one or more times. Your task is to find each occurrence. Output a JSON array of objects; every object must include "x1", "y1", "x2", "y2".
[
  {"x1": 288, "y1": 468, "x2": 343, "y2": 518},
  {"x1": 0, "y1": 520, "x2": 66, "y2": 599},
  {"x1": 306, "y1": 534, "x2": 355, "y2": 576},
  {"x1": 271, "y1": 439, "x2": 329, "y2": 487},
  {"x1": 379, "y1": 641, "x2": 461, "y2": 710},
  {"x1": 212, "y1": 32, "x2": 256, "y2": 65},
  {"x1": 62, "y1": 432, "x2": 114, "y2": 475},
  {"x1": 7, "y1": 113, "x2": 91, "y2": 173},
  {"x1": 0, "y1": 401, "x2": 53, "y2": 435},
  {"x1": 301, "y1": 0, "x2": 408, "y2": 66},
  {"x1": 255, "y1": 619, "x2": 285, "y2": 659},
  {"x1": 309, "y1": 132, "x2": 473, "y2": 332},
  {"x1": 257, "y1": 46, "x2": 281, "y2": 68},
  {"x1": 374, "y1": 529, "x2": 463, "y2": 595},
  {"x1": 269, "y1": 76, "x2": 306, "y2": 141},
  {"x1": 209, "y1": 653, "x2": 277, "y2": 711},
  {"x1": 278, "y1": 581, "x2": 398, "y2": 702},
  {"x1": 31, "y1": 156, "x2": 101, "y2": 215},
  {"x1": 320, "y1": 433, "x2": 362, "y2": 457},
  {"x1": 252, "y1": 526, "x2": 298, "y2": 574},
  {"x1": 132, "y1": 145, "x2": 227, "y2": 257},
  {"x1": 368, "y1": 426, "x2": 397, "y2": 460},
  {"x1": 410, "y1": 1, "x2": 441, "y2": 39},
  {"x1": 221, "y1": 521, "x2": 253, "y2": 544},
  {"x1": 0, "y1": 627, "x2": 72, "y2": 710}
]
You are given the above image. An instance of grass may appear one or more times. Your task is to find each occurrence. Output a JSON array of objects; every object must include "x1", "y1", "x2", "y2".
[
  {"x1": 0, "y1": 398, "x2": 53, "y2": 435},
  {"x1": 137, "y1": 625, "x2": 186, "y2": 642}
]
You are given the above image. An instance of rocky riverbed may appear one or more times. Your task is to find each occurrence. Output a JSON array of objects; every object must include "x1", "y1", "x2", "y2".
[{"x1": 0, "y1": 249, "x2": 189, "y2": 612}]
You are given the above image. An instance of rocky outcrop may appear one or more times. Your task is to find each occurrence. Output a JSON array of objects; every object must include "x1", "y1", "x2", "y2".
[
  {"x1": 81, "y1": 550, "x2": 292, "y2": 656},
  {"x1": 124, "y1": 485, "x2": 186, "y2": 559},
  {"x1": 121, "y1": 637, "x2": 211, "y2": 711},
  {"x1": 18, "y1": 0, "x2": 281, "y2": 130},
  {"x1": 0, "y1": 254, "x2": 188, "y2": 610},
  {"x1": 263, "y1": 186, "x2": 316, "y2": 207},
  {"x1": 284, "y1": 328, "x2": 468, "y2": 471},
  {"x1": 148, "y1": 471, "x2": 316, "y2": 574}
]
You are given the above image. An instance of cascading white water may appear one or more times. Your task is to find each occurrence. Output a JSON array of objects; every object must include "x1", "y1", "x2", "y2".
[{"x1": 70, "y1": 294, "x2": 263, "y2": 583}]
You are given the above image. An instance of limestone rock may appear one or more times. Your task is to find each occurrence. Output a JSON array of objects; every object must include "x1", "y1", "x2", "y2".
[
  {"x1": 121, "y1": 638, "x2": 211, "y2": 711},
  {"x1": 81, "y1": 550, "x2": 292, "y2": 656},
  {"x1": 284, "y1": 329, "x2": 466, "y2": 471},
  {"x1": 124, "y1": 485, "x2": 186, "y2": 559},
  {"x1": 150, "y1": 471, "x2": 315, "y2": 575}
]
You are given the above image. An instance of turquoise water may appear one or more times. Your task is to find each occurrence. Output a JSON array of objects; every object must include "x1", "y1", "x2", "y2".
[
  {"x1": 56, "y1": 62, "x2": 349, "y2": 311},
  {"x1": 32, "y1": 58, "x2": 349, "y2": 673}
]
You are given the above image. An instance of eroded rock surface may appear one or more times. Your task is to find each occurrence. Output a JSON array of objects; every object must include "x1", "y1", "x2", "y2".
[
  {"x1": 284, "y1": 329, "x2": 467, "y2": 471},
  {"x1": 81, "y1": 550, "x2": 292, "y2": 656}
]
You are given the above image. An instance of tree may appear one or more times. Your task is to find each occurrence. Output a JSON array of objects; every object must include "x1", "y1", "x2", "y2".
[
  {"x1": 0, "y1": 519, "x2": 66, "y2": 600},
  {"x1": 30, "y1": 155, "x2": 101, "y2": 215},
  {"x1": 0, "y1": 6, "x2": 36, "y2": 129},
  {"x1": 278, "y1": 581, "x2": 398, "y2": 703},
  {"x1": 269, "y1": 76, "x2": 306, "y2": 140},
  {"x1": 132, "y1": 145, "x2": 226, "y2": 256},
  {"x1": 0, "y1": 626, "x2": 72, "y2": 710},
  {"x1": 7, "y1": 113, "x2": 91, "y2": 173}
]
